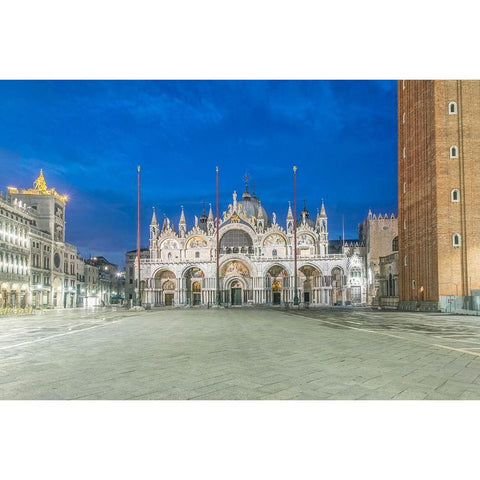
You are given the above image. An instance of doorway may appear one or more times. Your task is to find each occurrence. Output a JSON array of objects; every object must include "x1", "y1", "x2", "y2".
[
  {"x1": 165, "y1": 293, "x2": 174, "y2": 306},
  {"x1": 231, "y1": 288, "x2": 242, "y2": 306}
]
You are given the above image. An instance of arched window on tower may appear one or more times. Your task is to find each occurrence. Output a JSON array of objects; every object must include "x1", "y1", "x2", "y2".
[
  {"x1": 452, "y1": 233, "x2": 461, "y2": 247},
  {"x1": 450, "y1": 146, "x2": 458, "y2": 158},
  {"x1": 451, "y1": 189, "x2": 460, "y2": 203},
  {"x1": 448, "y1": 102, "x2": 457, "y2": 115},
  {"x1": 392, "y1": 236, "x2": 398, "y2": 252}
]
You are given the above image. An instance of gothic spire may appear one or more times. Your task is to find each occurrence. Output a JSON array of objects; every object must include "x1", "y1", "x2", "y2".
[
  {"x1": 151, "y1": 206, "x2": 158, "y2": 225},
  {"x1": 287, "y1": 201, "x2": 293, "y2": 219},
  {"x1": 257, "y1": 200, "x2": 264, "y2": 219},
  {"x1": 320, "y1": 199, "x2": 327, "y2": 217}
]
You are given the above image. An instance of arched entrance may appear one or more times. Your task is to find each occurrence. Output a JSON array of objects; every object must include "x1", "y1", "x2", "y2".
[
  {"x1": 299, "y1": 265, "x2": 322, "y2": 304},
  {"x1": 331, "y1": 266, "x2": 344, "y2": 305},
  {"x1": 154, "y1": 269, "x2": 176, "y2": 306},
  {"x1": 220, "y1": 259, "x2": 252, "y2": 305},
  {"x1": 52, "y1": 277, "x2": 62, "y2": 308},
  {"x1": 266, "y1": 265, "x2": 289, "y2": 305},
  {"x1": 184, "y1": 267, "x2": 205, "y2": 306}
]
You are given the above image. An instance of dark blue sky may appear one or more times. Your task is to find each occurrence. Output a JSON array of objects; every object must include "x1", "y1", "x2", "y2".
[{"x1": 0, "y1": 81, "x2": 397, "y2": 268}]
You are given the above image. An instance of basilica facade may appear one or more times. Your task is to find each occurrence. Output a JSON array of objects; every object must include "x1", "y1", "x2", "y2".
[{"x1": 137, "y1": 185, "x2": 367, "y2": 307}]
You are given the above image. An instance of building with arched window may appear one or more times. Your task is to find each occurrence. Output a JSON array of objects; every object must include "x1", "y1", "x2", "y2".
[
  {"x1": 398, "y1": 80, "x2": 480, "y2": 312},
  {"x1": 134, "y1": 184, "x2": 370, "y2": 307}
]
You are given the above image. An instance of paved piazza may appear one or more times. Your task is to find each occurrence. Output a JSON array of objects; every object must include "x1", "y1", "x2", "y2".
[{"x1": 1, "y1": 307, "x2": 480, "y2": 400}]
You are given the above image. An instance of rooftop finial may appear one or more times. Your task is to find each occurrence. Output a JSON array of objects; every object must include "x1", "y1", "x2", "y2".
[{"x1": 34, "y1": 169, "x2": 47, "y2": 192}]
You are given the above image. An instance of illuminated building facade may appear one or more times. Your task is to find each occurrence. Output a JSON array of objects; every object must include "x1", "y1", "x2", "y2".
[
  {"x1": 136, "y1": 184, "x2": 368, "y2": 307},
  {"x1": 1, "y1": 170, "x2": 121, "y2": 309}
]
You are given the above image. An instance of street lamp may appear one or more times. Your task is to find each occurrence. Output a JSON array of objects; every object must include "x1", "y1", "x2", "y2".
[{"x1": 293, "y1": 166, "x2": 299, "y2": 306}]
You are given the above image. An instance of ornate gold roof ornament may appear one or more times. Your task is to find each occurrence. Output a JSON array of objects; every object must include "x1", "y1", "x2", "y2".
[
  {"x1": 34, "y1": 169, "x2": 48, "y2": 192},
  {"x1": 7, "y1": 169, "x2": 68, "y2": 203}
]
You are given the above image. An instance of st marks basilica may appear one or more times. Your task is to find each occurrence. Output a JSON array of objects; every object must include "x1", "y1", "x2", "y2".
[{"x1": 136, "y1": 183, "x2": 368, "y2": 307}]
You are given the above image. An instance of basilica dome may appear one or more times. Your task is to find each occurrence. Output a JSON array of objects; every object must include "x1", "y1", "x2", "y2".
[{"x1": 237, "y1": 186, "x2": 270, "y2": 224}]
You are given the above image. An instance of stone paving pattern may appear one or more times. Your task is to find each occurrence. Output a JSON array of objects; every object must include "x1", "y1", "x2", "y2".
[{"x1": 1, "y1": 307, "x2": 480, "y2": 400}]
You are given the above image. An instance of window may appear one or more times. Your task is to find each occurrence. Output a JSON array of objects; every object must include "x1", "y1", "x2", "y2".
[
  {"x1": 195, "y1": 251, "x2": 200, "y2": 258},
  {"x1": 402, "y1": 112, "x2": 405, "y2": 124},
  {"x1": 403, "y1": 219, "x2": 407, "y2": 230},
  {"x1": 450, "y1": 146, "x2": 458, "y2": 158},
  {"x1": 412, "y1": 280, "x2": 416, "y2": 290},
  {"x1": 452, "y1": 233, "x2": 461, "y2": 247},
  {"x1": 403, "y1": 182, "x2": 406, "y2": 193},
  {"x1": 403, "y1": 147, "x2": 406, "y2": 159},
  {"x1": 404, "y1": 255, "x2": 407, "y2": 266},
  {"x1": 350, "y1": 267, "x2": 361, "y2": 278},
  {"x1": 448, "y1": 102, "x2": 457, "y2": 114},
  {"x1": 272, "y1": 249, "x2": 277, "y2": 257},
  {"x1": 451, "y1": 189, "x2": 460, "y2": 202},
  {"x1": 392, "y1": 236, "x2": 398, "y2": 252}
]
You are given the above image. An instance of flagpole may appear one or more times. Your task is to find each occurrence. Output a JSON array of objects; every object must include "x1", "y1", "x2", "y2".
[
  {"x1": 216, "y1": 166, "x2": 220, "y2": 305},
  {"x1": 293, "y1": 166, "x2": 299, "y2": 306},
  {"x1": 137, "y1": 165, "x2": 141, "y2": 306}
]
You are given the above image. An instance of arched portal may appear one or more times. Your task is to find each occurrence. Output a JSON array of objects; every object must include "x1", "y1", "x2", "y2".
[
  {"x1": 221, "y1": 259, "x2": 252, "y2": 305},
  {"x1": 154, "y1": 269, "x2": 176, "y2": 306},
  {"x1": 299, "y1": 265, "x2": 322, "y2": 304},
  {"x1": 331, "y1": 266, "x2": 344, "y2": 305},
  {"x1": 184, "y1": 267, "x2": 205, "y2": 306},
  {"x1": 266, "y1": 265, "x2": 289, "y2": 305}
]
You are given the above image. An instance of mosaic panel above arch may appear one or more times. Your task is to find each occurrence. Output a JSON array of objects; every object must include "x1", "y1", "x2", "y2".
[
  {"x1": 184, "y1": 266, "x2": 205, "y2": 278},
  {"x1": 263, "y1": 233, "x2": 287, "y2": 246},
  {"x1": 160, "y1": 239, "x2": 179, "y2": 250},
  {"x1": 186, "y1": 236, "x2": 208, "y2": 249},
  {"x1": 221, "y1": 260, "x2": 250, "y2": 277},
  {"x1": 297, "y1": 233, "x2": 315, "y2": 246}
]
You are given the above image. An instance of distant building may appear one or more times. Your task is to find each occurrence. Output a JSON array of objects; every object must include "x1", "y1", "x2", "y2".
[
  {"x1": 84, "y1": 256, "x2": 118, "y2": 306},
  {"x1": 359, "y1": 210, "x2": 398, "y2": 306},
  {"x1": 398, "y1": 80, "x2": 480, "y2": 311}
]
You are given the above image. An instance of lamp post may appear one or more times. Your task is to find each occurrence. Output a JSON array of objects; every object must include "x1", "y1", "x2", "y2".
[
  {"x1": 293, "y1": 166, "x2": 299, "y2": 306},
  {"x1": 136, "y1": 165, "x2": 142, "y2": 306},
  {"x1": 216, "y1": 166, "x2": 220, "y2": 306}
]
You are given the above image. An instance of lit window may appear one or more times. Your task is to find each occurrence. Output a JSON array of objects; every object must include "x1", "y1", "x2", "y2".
[
  {"x1": 451, "y1": 189, "x2": 460, "y2": 203},
  {"x1": 403, "y1": 147, "x2": 406, "y2": 159},
  {"x1": 448, "y1": 102, "x2": 457, "y2": 115},
  {"x1": 402, "y1": 80, "x2": 406, "y2": 90},
  {"x1": 403, "y1": 219, "x2": 407, "y2": 230},
  {"x1": 450, "y1": 146, "x2": 458, "y2": 158},
  {"x1": 404, "y1": 255, "x2": 407, "y2": 266},
  {"x1": 452, "y1": 233, "x2": 461, "y2": 247},
  {"x1": 403, "y1": 182, "x2": 406, "y2": 193},
  {"x1": 402, "y1": 112, "x2": 405, "y2": 124}
]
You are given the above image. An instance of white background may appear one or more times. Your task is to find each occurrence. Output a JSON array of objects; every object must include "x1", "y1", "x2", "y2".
[{"x1": 1, "y1": 1, "x2": 479, "y2": 478}]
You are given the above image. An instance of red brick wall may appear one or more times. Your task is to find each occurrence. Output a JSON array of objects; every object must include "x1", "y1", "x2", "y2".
[{"x1": 398, "y1": 80, "x2": 480, "y2": 302}]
